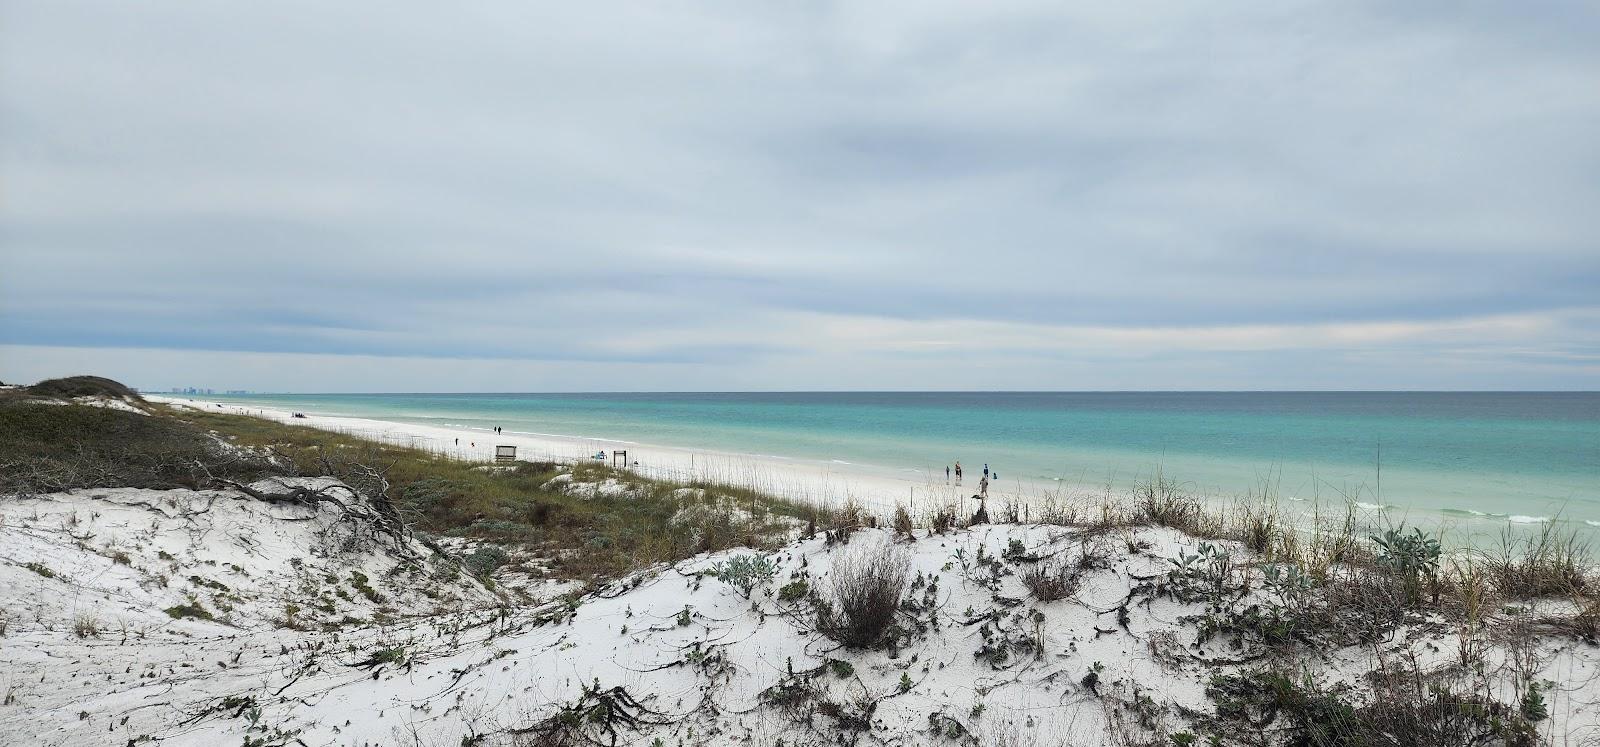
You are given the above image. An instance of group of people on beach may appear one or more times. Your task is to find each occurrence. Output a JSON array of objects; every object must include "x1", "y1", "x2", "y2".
[{"x1": 945, "y1": 461, "x2": 999, "y2": 497}]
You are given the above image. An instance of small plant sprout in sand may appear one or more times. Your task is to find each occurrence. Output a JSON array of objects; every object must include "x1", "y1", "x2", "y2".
[
  {"x1": 1021, "y1": 555, "x2": 1084, "y2": 602},
  {"x1": 72, "y1": 613, "x2": 100, "y2": 639},
  {"x1": 711, "y1": 552, "x2": 777, "y2": 599},
  {"x1": 777, "y1": 578, "x2": 809, "y2": 603},
  {"x1": 893, "y1": 503, "x2": 914, "y2": 537},
  {"x1": 1167, "y1": 541, "x2": 1234, "y2": 602}
]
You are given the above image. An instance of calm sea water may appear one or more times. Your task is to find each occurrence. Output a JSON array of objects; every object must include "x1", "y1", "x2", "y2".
[{"x1": 203, "y1": 392, "x2": 1600, "y2": 535}]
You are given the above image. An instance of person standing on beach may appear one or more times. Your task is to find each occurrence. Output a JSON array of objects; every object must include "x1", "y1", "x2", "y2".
[
  {"x1": 979, "y1": 475, "x2": 989, "y2": 498},
  {"x1": 954, "y1": 462, "x2": 963, "y2": 484},
  {"x1": 945, "y1": 465, "x2": 951, "y2": 482},
  {"x1": 983, "y1": 463, "x2": 989, "y2": 479}
]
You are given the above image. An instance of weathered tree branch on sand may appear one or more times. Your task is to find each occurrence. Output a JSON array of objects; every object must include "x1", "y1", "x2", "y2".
[{"x1": 204, "y1": 471, "x2": 415, "y2": 557}]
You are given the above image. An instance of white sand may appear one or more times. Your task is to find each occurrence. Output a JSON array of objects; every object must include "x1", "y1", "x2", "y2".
[
  {"x1": 6, "y1": 482, "x2": 1596, "y2": 746},
  {"x1": 149, "y1": 395, "x2": 1034, "y2": 518}
]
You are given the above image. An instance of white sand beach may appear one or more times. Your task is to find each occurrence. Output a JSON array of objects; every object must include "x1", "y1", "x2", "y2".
[{"x1": 149, "y1": 395, "x2": 1008, "y2": 518}]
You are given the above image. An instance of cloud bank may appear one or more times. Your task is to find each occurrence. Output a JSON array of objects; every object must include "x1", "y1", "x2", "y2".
[{"x1": 2, "y1": 1, "x2": 1596, "y2": 390}]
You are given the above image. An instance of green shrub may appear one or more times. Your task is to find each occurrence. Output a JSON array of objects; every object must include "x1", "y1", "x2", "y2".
[
  {"x1": 464, "y1": 545, "x2": 510, "y2": 577},
  {"x1": 778, "y1": 578, "x2": 809, "y2": 602},
  {"x1": 165, "y1": 602, "x2": 214, "y2": 621},
  {"x1": 1372, "y1": 526, "x2": 1441, "y2": 605},
  {"x1": 712, "y1": 553, "x2": 777, "y2": 599},
  {"x1": 349, "y1": 571, "x2": 385, "y2": 603}
]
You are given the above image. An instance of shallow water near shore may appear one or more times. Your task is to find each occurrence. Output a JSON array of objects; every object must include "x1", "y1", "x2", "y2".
[{"x1": 197, "y1": 391, "x2": 1600, "y2": 543}]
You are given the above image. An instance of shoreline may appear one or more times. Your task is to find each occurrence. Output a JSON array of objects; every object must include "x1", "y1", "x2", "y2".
[
  {"x1": 149, "y1": 394, "x2": 1597, "y2": 547},
  {"x1": 151, "y1": 394, "x2": 977, "y2": 516}
]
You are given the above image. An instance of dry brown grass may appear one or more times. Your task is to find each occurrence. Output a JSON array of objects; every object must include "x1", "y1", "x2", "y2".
[
  {"x1": 815, "y1": 536, "x2": 911, "y2": 648},
  {"x1": 1019, "y1": 556, "x2": 1082, "y2": 602}
]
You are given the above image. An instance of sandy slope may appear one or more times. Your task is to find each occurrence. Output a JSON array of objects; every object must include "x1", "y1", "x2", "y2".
[
  {"x1": 0, "y1": 479, "x2": 508, "y2": 746},
  {"x1": 4, "y1": 476, "x2": 1596, "y2": 746}
]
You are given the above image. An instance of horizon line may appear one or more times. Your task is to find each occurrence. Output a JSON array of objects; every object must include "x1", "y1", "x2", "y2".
[{"x1": 152, "y1": 389, "x2": 1600, "y2": 395}]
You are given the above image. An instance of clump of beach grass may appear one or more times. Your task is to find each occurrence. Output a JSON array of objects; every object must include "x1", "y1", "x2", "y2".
[
  {"x1": 1019, "y1": 556, "x2": 1082, "y2": 602},
  {"x1": 1483, "y1": 521, "x2": 1591, "y2": 599},
  {"x1": 814, "y1": 535, "x2": 910, "y2": 648}
]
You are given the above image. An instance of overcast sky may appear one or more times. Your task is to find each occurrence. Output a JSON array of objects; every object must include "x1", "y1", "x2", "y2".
[{"x1": 2, "y1": 1, "x2": 1597, "y2": 391}]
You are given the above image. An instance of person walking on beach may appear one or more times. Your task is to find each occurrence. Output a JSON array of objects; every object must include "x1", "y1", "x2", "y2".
[
  {"x1": 945, "y1": 465, "x2": 951, "y2": 482},
  {"x1": 954, "y1": 461, "x2": 963, "y2": 484},
  {"x1": 454, "y1": 438, "x2": 459, "y2": 446},
  {"x1": 979, "y1": 475, "x2": 989, "y2": 498},
  {"x1": 983, "y1": 463, "x2": 989, "y2": 479}
]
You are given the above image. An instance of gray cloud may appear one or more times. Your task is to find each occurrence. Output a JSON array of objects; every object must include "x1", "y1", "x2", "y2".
[{"x1": 1, "y1": 0, "x2": 1597, "y2": 390}]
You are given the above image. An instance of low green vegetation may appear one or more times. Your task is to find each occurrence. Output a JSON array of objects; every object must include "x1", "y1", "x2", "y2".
[
  {"x1": 164, "y1": 602, "x2": 215, "y2": 621},
  {"x1": 25, "y1": 375, "x2": 138, "y2": 399},
  {"x1": 0, "y1": 393, "x2": 267, "y2": 496},
  {"x1": 1205, "y1": 664, "x2": 1543, "y2": 747},
  {"x1": 172, "y1": 405, "x2": 816, "y2": 580},
  {"x1": 711, "y1": 553, "x2": 777, "y2": 599},
  {"x1": 1, "y1": 379, "x2": 818, "y2": 583}
]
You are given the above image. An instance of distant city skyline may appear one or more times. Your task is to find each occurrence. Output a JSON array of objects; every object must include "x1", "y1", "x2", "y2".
[{"x1": 3, "y1": 2, "x2": 1597, "y2": 391}]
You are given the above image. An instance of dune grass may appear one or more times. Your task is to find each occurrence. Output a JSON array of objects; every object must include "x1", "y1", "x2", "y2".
[
  {"x1": 165, "y1": 403, "x2": 816, "y2": 580},
  {"x1": 1, "y1": 390, "x2": 820, "y2": 582}
]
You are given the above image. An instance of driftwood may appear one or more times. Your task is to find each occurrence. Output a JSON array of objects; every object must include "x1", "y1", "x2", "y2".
[
  {"x1": 508, "y1": 683, "x2": 664, "y2": 746},
  {"x1": 207, "y1": 474, "x2": 413, "y2": 555}
]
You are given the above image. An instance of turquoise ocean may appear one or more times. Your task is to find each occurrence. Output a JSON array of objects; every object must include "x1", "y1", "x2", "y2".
[{"x1": 199, "y1": 392, "x2": 1599, "y2": 541}]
